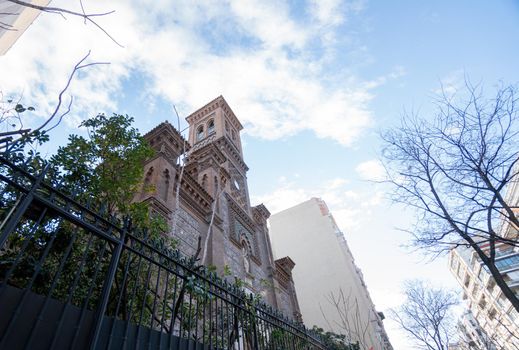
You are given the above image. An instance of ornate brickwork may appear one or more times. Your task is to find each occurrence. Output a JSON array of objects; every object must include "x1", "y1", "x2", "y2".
[
  {"x1": 173, "y1": 206, "x2": 203, "y2": 257},
  {"x1": 138, "y1": 96, "x2": 302, "y2": 321}
]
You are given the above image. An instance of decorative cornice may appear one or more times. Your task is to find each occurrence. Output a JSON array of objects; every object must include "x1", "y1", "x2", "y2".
[
  {"x1": 275, "y1": 256, "x2": 296, "y2": 272},
  {"x1": 186, "y1": 96, "x2": 243, "y2": 131},
  {"x1": 143, "y1": 153, "x2": 177, "y2": 169},
  {"x1": 219, "y1": 166, "x2": 231, "y2": 182},
  {"x1": 191, "y1": 133, "x2": 217, "y2": 151},
  {"x1": 252, "y1": 204, "x2": 271, "y2": 222},
  {"x1": 274, "y1": 257, "x2": 296, "y2": 289},
  {"x1": 140, "y1": 196, "x2": 172, "y2": 218},
  {"x1": 225, "y1": 192, "x2": 255, "y2": 231},
  {"x1": 144, "y1": 121, "x2": 191, "y2": 152},
  {"x1": 215, "y1": 137, "x2": 249, "y2": 172},
  {"x1": 176, "y1": 170, "x2": 213, "y2": 215},
  {"x1": 188, "y1": 138, "x2": 227, "y2": 166},
  {"x1": 274, "y1": 265, "x2": 292, "y2": 289}
]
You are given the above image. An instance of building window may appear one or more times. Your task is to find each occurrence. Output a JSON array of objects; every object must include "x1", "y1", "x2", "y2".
[
  {"x1": 231, "y1": 129, "x2": 236, "y2": 141},
  {"x1": 207, "y1": 119, "x2": 215, "y2": 135},
  {"x1": 495, "y1": 254, "x2": 519, "y2": 271},
  {"x1": 196, "y1": 125, "x2": 204, "y2": 142}
]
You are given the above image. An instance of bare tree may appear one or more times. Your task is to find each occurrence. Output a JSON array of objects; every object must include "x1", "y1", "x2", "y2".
[
  {"x1": 389, "y1": 280, "x2": 458, "y2": 350},
  {"x1": 2, "y1": 0, "x2": 121, "y2": 151},
  {"x1": 320, "y1": 288, "x2": 380, "y2": 349},
  {"x1": 381, "y1": 82, "x2": 519, "y2": 313}
]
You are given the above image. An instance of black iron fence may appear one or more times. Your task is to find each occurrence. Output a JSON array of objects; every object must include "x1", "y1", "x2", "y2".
[{"x1": 0, "y1": 156, "x2": 325, "y2": 350}]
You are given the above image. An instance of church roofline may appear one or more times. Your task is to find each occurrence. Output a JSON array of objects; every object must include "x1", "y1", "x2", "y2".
[
  {"x1": 252, "y1": 204, "x2": 271, "y2": 220},
  {"x1": 185, "y1": 95, "x2": 243, "y2": 131},
  {"x1": 275, "y1": 256, "x2": 296, "y2": 271},
  {"x1": 143, "y1": 120, "x2": 191, "y2": 151}
]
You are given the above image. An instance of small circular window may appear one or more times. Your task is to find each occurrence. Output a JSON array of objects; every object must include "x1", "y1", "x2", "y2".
[{"x1": 233, "y1": 179, "x2": 240, "y2": 190}]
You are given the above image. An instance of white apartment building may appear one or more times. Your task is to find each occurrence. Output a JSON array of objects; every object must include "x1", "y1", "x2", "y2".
[
  {"x1": 455, "y1": 310, "x2": 496, "y2": 350},
  {"x1": 269, "y1": 198, "x2": 393, "y2": 350},
  {"x1": 449, "y1": 168, "x2": 519, "y2": 349},
  {"x1": 449, "y1": 244, "x2": 519, "y2": 349}
]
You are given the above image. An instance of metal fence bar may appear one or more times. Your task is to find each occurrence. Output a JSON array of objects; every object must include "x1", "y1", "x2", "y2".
[
  {"x1": 89, "y1": 219, "x2": 128, "y2": 350},
  {"x1": 0, "y1": 164, "x2": 48, "y2": 248},
  {"x1": 0, "y1": 156, "x2": 326, "y2": 350}
]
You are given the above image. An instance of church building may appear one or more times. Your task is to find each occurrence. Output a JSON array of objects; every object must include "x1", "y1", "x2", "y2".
[{"x1": 136, "y1": 96, "x2": 302, "y2": 321}]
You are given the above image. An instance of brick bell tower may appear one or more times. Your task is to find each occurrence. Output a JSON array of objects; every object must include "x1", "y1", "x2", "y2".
[
  {"x1": 138, "y1": 96, "x2": 303, "y2": 320},
  {"x1": 185, "y1": 95, "x2": 251, "y2": 215}
]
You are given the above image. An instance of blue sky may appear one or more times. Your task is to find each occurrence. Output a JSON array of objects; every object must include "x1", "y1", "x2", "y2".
[{"x1": 1, "y1": 0, "x2": 519, "y2": 348}]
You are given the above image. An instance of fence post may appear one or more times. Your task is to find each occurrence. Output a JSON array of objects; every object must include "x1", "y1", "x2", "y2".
[
  {"x1": 88, "y1": 218, "x2": 129, "y2": 350},
  {"x1": 0, "y1": 164, "x2": 49, "y2": 248},
  {"x1": 252, "y1": 300, "x2": 259, "y2": 349}
]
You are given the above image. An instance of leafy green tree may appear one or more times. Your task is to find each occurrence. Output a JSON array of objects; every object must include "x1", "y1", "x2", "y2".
[
  {"x1": 0, "y1": 113, "x2": 168, "y2": 312},
  {"x1": 51, "y1": 114, "x2": 153, "y2": 217}
]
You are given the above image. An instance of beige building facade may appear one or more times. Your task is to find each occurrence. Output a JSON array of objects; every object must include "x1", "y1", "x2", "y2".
[
  {"x1": 454, "y1": 310, "x2": 496, "y2": 350},
  {"x1": 137, "y1": 96, "x2": 302, "y2": 320},
  {"x1": 269, "y1": 198, "x2": 393, "y2": 349}
]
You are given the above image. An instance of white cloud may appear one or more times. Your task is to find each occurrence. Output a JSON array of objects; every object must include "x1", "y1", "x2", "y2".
[
  {"x1": 433, "y1": 69, "x2": 465, "y2": 97},
  {"x1": 253, "y1": 175, "x2": 384, "y2": 232},
  {"x1": 0, "y1": 0, "x2": 394, "y2": 146},
  {"x1": 324, "y1": 177, "x2": 349, "y2": 189},
  {"x1": 308, "y1": 0, "x2": 345, "y2": 27},
  {"x1": 355, "y1": 159, "x2": 386, "y2": 181}
]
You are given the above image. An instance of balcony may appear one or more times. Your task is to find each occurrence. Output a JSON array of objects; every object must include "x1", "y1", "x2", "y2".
[{"x1": 494, "y1": 253, "x2": 519, "y2": 273}]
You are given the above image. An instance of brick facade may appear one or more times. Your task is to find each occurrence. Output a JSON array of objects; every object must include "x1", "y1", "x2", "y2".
[{"x1": 137, "y1": 96, "x2": 302, "y2": 321}]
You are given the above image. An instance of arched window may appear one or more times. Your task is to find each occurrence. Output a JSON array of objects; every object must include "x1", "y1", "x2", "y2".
[
  {"x1": 196, "y1": 125, "x2": 204, "y2": 142},
  {"x1": 207, "y1": 119, "x2": 215, "y2": 135}
]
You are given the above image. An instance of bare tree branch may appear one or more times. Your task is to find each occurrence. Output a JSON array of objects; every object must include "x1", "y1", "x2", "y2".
[
  {"x1": 389, "y1": 280, "x2": 458, "y2": 350},
  {"x1": 381, "y1": 81, "x2": 519, "y2": 313},
  {"x1": 1, "y1": 50, "x2": 109, "y2": 150},
  {"x1": 6, "y1": 0, "x2": 123, "y2": 47}
]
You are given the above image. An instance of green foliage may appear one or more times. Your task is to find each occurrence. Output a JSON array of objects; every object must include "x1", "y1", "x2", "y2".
[
  {"x1": 0, "y1": 112, "x2": 325, "y2": 349},
  {"x1": 14, "y1": 103, "x2": 35, "y2": 113},
  {"x1": 0, "y1": 112, "x2": 169, "y2": 320},
  {"x1": 0, "y1": 96, "x2": 48, "y2": 156},
  {"x1": 311, "y1": 326, "x2": 360, "y2": 350},
  {"x1": 50, "y1": 113, "x2": 154, "y2": 217},
  {"x1": 223, "y1": 264, "x2": 232, "y2": 277},
  {"x1": 206, "y1": 264, "x2": 217, "y2": 274}
]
